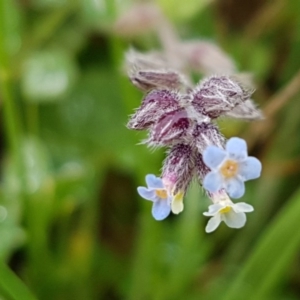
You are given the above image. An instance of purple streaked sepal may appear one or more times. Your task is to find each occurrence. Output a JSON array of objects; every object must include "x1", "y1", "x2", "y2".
[
  {"x1": 162, "y1": 144, "x2": 196, "y2": 195},
  {"x1": 178, "y1": 41, "x2": 236, "y2": 75},
  {"x1": 192, "y1": 122, "x2": 225, "y2": 153},
  {"x1": 224, "y1": 99, "x2": 263, "y2": 120},
  {"x1": 146, "y1": 109, "x2": 190, "y2": 146},
  {"x1": 125, "y1": 49, "x2": 187, "y2": 91},
  {"x1": 130, "y1": 70, "x2": 185, "y2": 91},
  {"x1": 195, "y1": 153, "x2": 210, "y2": 184},
  {"x1": 127, "y1": 90, "x2": 180, "y2": 130},
  {"x1": 127, "y1": 89, "x2": 181, "y2": 130},
  {"x1": 192, "y1": 76, "x2": 253, "y2": 119}
]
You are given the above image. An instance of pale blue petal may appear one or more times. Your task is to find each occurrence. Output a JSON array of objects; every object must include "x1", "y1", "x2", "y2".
[
  {"x1": 233, "y1": 202, "x2": 254, "y2": 213},
  {"x1": 205, "y1": 215, "x2": 222, "y2": 233},
  {"x1": 145, "y1": 174, "x2": 164, "y2": 189},
  {"x1": 223, "y1": 211, "x2": 246, "y2": 228},
  {"x1": 239, "y1": 157, "x2": 262, "y2": 180},
  {"x1": 226, "y1": 137, "x2": 247, "y2": 161},
  {"x1": 137, "y1": 187, "x2": 155, "y2": 201},
  {"x1": 152, "y1": 199, "x2": 171, "y2": 220},
  {"x1": 203, "y1": 203, "x2": 223, "y2": 216},
  {"x1": 203, "y1": 172, "x2": 223, "y2": 193},
  {"x1": 203, "y1": 146, "x2": 226, "y2": 170},
  {"x1": 225, "y1": 178, "x2": 245, "y2": 198}
]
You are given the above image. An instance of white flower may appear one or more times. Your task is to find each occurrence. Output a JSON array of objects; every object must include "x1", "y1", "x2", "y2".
[
  {"x1": 203, "y1": 192, "x2": 254, "y2": 233},
  {"x1": 170, "y1": 190, "x2": 184, "y2": 215}
]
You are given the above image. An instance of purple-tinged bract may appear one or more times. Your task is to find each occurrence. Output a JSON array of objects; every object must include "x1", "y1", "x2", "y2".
[
  {"x1": 162, "y1": 143, "x2": 196, "y2": 195},
  {"x1": 147, "y1": 109, "x2": 190, "y2": 146},
  {"x1": 192, "y1": 122, "x2": 225, "y2": 152},
  {"x1": 192, "y1": 76, "x2": 252, "y2": 119},
  {"x1": 127, "y1": 89, "x2": 181, "y2": 130}
]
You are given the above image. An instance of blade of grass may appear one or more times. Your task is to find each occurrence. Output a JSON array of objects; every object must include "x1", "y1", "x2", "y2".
[
  {"x1": 158, "y1": 183, "x2": 210, "y2": 300},
  {"x1": 0, "y1": 261, "x2": 37, "y2": 300},
  {"x1": 222, "y1": 187, "x2": 300, "y2": 300}
]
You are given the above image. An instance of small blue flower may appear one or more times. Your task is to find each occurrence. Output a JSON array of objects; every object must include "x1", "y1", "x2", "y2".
[
  {"x1": 203, "y1": 137, "x2": 262, "y2": 198},
  {"x1": 137, "y1": 174, "x2": 172, "y2": 220}
]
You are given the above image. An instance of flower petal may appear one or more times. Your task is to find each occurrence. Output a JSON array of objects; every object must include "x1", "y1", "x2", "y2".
[
  {"x1": 137, "y1": 187, "x2": 155, "y2": 201},
  {"x1": 223, "y1": 210, "x2": 246, "y2": 228},
  {"x1": 233, "y1": 202, "x2": 254, "y2": 213},
  {"x1": 203, "y1": 171, "x2": 223, "y2": 193},
  {"x1": 152, "y1": 199, "x2": 171, "y2": 220},
  {"x1": 205, "y1": 215, "x2": 222, "y2": 233},
  {"x1": 145, "y1": 174, "x2": 164, "y2": 189},
  {"x1": 226, "y1": 137, "x2": 247, "y2": 161},
  {"x1": 203, "y1": 203, "x2": 223, "y2": 216},
  {"x1": 239, "y1": 157, "x2": 262, "y2": 180},
  {"x1": 171, "y1": 192, "x2": 184, "y2": 214},
  {"x1": 203, "y1": 146, "x2": 226, "y2": 170},
  {"x1": 225, "y1": 177, "x2": 245, "y2": 198}
]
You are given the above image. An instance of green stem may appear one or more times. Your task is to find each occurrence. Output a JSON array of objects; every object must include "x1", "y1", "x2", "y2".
[
  {"x1": 19, "y1": 3, "x2": 77, "y2": 56},
  {"x1": 222, "y1": 188, "x2": 300, "y2": 300},
  {"x1": 26, "y1": 103, "x2": 39, "y2": 136},
  {"x1": 0, "y1": 0, "x2": 22, "y2": 152},
  {"x1": 106, "y1": 0, "x2": 140, "y2": 115},
  {"x1": 0, "y1": 75, "x2": 22, "y2": 156},
  {"x1": 0, "y1": 3, "x2": 36, "y2": 300},
  {"x1": 105, "y1": 0, "x2": 117, "y2": 18},
  {"x1": 0, "y1": 261, "x2": 37, "y2": 300}
]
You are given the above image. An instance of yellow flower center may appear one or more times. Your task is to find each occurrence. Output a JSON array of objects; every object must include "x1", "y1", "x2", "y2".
[
  {"x1": 220, "y1": 206, "x2": 231, "y2": 214},
  {"x1": 155, "y1": 189, "x2": 168, "y2": 199},
  {"x1": 220, "y1": 159, "x2": 238, "y2": 178}
]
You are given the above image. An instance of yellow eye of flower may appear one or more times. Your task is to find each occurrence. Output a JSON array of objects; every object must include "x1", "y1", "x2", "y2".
[
  {"x1": 220, "y1": 206, "x2": 231, "y2": 214},
  {"x1": 155, "y1": 189, "x2": 168, "y2": 199},
  {"x1": 220, "y1": 160, "x2": 238, "y2": 178}
]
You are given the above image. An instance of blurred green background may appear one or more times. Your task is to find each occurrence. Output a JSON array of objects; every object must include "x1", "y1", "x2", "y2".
[{"x1": 1, "y1": 0, "x2": 300, "y2": 299}]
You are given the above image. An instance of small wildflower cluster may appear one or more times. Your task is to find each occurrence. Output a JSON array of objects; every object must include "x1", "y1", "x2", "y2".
[{"x1": 127, "y1": 51, "x2": 262, "y2": 233}]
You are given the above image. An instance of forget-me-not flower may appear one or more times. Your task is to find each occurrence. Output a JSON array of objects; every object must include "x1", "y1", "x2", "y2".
[
  {"x1": 126, "y1": 51, "x2": 263, "y2": 231},
  {"x1": 203, "y1": 193, "x2": 254, "y2": 233},
  {"x1": 203, "y1": 137, "x2": 262, "y2": 198},
  {"x1": 137, "y1": 174, "x2": 172, "y2": 220}
]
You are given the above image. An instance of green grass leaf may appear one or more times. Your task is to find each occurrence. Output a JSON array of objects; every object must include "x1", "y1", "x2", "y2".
[
  {"x1": 0, "y1": 261, "x2": 37, "y2": 300},
  {"x1": 21, "y1": 48, "x2": 78, "y2": 103},
  {"x1": 222, "y1": 187, "x2": 300, "y2": 300},
  {"x1": 156, "y1": 0, "x2": 212, "y2": 22}
]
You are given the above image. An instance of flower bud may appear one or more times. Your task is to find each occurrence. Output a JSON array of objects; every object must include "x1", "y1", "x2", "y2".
[
  {"x1": 178, "y1": 41, "x2": 236, "y2": 75},
  {"x1": 195, "y1": 153, "x2": 210, "y2": 184},
  {"x1": 162, "y1": 144, "x2": 196, "y2": 195},
  {"x1": 114, "y1": 3, "x2": 162, "y2": 37},
  {"x1": 127, "y1": 89, "x2": 181, "y2": 130},
  {"x1": 130, "y1": 70, "x2": 185, "y2": 91},
  {"x1": 224, "y1": 99, "x2": 263, "y2": 120},
  {"x1": 146, "y1": 109, "x2": 190, "y2": 147},
  {"x1": 192, "y1": 123, "x2": 225, "y2": 153},
  {"x1": 125, "y1": 50, "x2": 186, "y2": 91},
  {"x1": 192, "y1": 75, "x2": 252, "y2": 119}
]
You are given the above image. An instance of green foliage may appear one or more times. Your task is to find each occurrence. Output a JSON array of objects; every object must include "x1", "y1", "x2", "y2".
[
  {"x1": 21, "y1": 49, "x2": 78, "y2": 103},
  {"x1": 223, "y1": 188, "x2": 300, "y2": 300},
  {"x1": 156, "y1": 0, "x2": 212, "y2": 22},
  {"x1": 0, "y1": 0, "x2": 300, "y2": 299}
]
